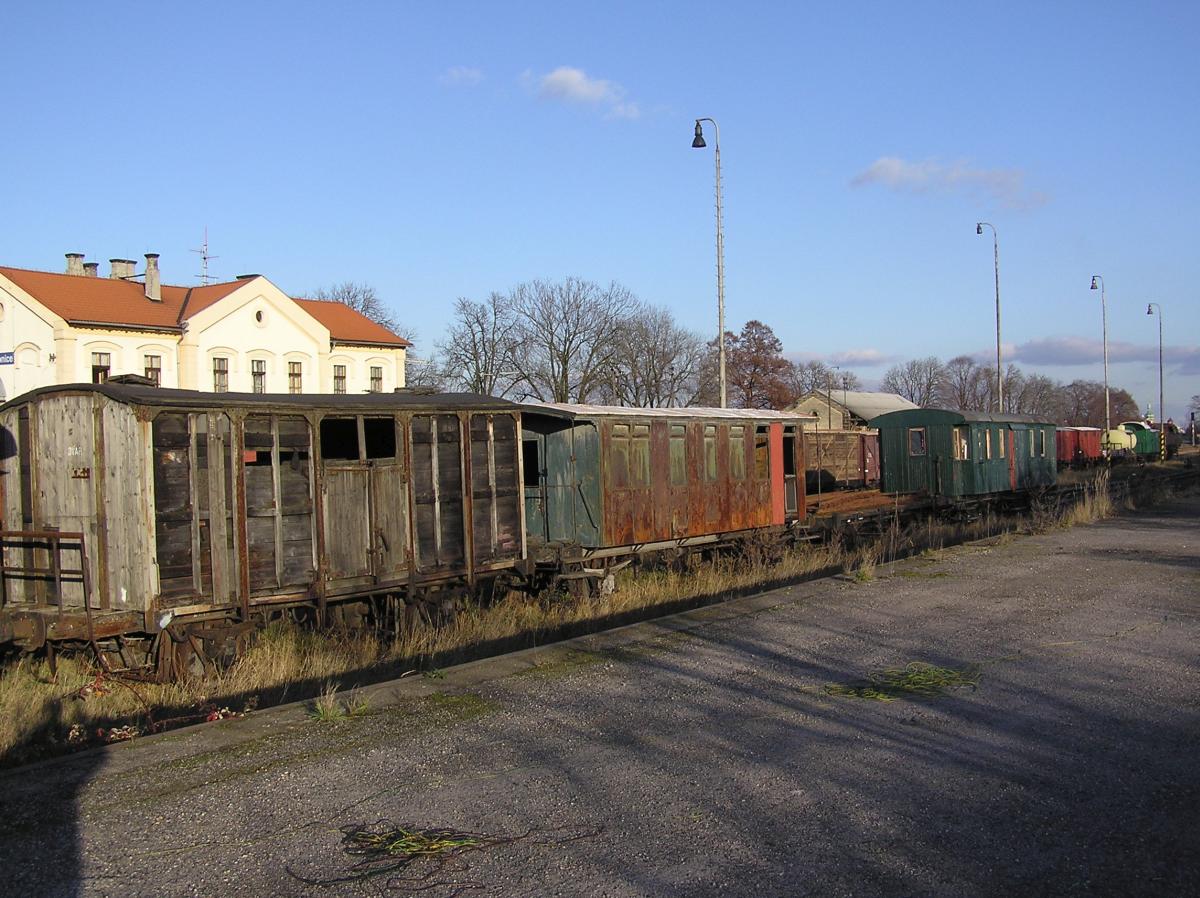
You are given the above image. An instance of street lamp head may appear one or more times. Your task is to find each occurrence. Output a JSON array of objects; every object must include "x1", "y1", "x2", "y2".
[
  {"x1": 1147, "y1": 304, "x2": 1154, "y2": 315},
  {"x1": 976, "y1": 223, "x2": 983, "y2": 235},
  {"x1": 1090, "y1": 276, "x2": 1100, "y2": 290},
  {"x1": 691, "y1": 120, "x2": 706, "y2": 149}
]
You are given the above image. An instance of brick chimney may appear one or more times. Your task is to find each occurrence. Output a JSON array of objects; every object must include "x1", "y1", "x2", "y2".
[
  {"x1": 65, "y1": 253, "x2": 85, "y2": 276},
  {"x1": 110, "y1": 258, "x2": 136, "y2": 279},
  {"x1": 144, "y1": 253, "x2": 161, "y2": 302},
  {"x1": 83, "y1": 261, "x2": 99, "y2": 277}
]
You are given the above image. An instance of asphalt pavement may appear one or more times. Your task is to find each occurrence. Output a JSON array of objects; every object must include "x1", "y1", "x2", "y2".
[{"x1": 2, "y1": 496, "x2": 1198, "y2": 898}]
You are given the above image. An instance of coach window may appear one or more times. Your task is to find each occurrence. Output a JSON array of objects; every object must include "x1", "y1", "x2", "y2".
[
  {"x1": 704, "y1": 425, "x2": 718, "y2": 481},
  {"x1": 754, "y1": 426, "x2": 770, "y2": 479},
  {"x1": 631, "y1": 424, "x2": 651, "y2": 486},
  {"x1": 908, "y1": 427, "x2": 927, "y2": 457},
  {"x1": 1030, "y1": 429, "x2": 1036, "y2": 457},
  {"x1": 364, "y1": 417, "x2": 397, "y2": 459},
  {"x1": 610, "y1": 423, "x2": 630, "y2": 488},
  {"x1": 1038, "y1": 429, "x2": 1047, "y2": 457},
  {"x1": 998, "y1": 428, "x2": 1006, "y2": 458},
  {"x1": 729, "y1": 425, "x2": 747, "y2": 480},
  {"x1": 952, "y1": 426, "x2": 969, "y2": 460},
  {"x1": 669, "y1": 424, "x2": 687, "y2": 486},
  {"x1": 320, "y1": 417, "x2": 360, "y2": 461},
  {"x1": 984, "y1": 430, "x2": 993, "y2": 460}
]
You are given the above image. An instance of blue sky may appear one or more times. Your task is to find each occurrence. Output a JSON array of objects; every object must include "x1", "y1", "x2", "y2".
[{"x1": 3, "y1": 1, "x2": 1197, "y2": 420}]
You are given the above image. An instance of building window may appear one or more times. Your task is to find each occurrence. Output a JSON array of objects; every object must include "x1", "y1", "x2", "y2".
[
  {"x1": 369, "y1": 366, "x2": 383, "y2": 393},
  {"x1": 251, "y1": 359, "x2": 266, "y2": 394},
  {"x1": 333, "y1": 364, "x2": 347, "y2": 394},
  {"x1": 212, "y1": 357, "x2": 229, "y2": 392},
  {"x1": 908, "y1": 427, "x2": 927, "y2": 457},
  {"x1": 92, "y1": 352, "x2": 111, "y2": 384},
  {"x1": 143, "y1": 354, "x2": 161, "y2": 386},
  {"x1": 288, "y1": 361, "x2": 303, "y2": 394}
]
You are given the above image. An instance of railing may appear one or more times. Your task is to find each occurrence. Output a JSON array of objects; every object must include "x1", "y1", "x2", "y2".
[{"x1": 0, "y1": 530, "x2": 93, "y2": 612}]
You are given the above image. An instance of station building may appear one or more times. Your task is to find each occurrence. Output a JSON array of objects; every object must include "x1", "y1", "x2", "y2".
[{"x1": 0, "y1": 253, "x2": 410, "y2": 401}]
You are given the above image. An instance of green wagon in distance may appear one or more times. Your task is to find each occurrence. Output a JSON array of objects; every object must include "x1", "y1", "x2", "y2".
[{"x1": 868, "y1": 409, "x2": 1057, "y2": 499}]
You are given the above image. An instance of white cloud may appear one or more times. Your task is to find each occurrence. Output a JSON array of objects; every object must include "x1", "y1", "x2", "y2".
[
  {"x1": 850, "y1": 156, "x2": 1047, "y2": 210},
  {"x1": 532, "y1": 66, "x2": 640, "y2": 119},
  {"x1": 1010, "y1": 337, "x2": 1200, "y2": 374},
  {"x1": 827, "y1": 348, "x2": 900, "y2": 367},
  {"x1": 440, "y1": 66, "x2": 484, "y2": 87}
]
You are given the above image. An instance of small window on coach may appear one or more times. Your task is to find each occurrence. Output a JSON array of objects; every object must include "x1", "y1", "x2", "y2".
[
  {"x1": 908, "y1": 427, "x2": 927, "y2": 457},
  {"x1": 1039, "y1": 429, "x2": 1047, "y2": 457},
  {"x1": 983, "y1": 430, "x2": 993, "y2": 460},
  {"x1": 610, "y1": 423, "x2": 630, "y2": 488},
  {"x1": 952, "y1": 426, "x2": 969, "y2": 460},
  {"x1": 998, "y1": 428, "x2": 1006, "y2": 458},
  {"x1": 669, "y1": 424, "x2": 687, "y2": 486},
  {"x1": 630, "y1": 424, "x2": 651, "y2": 486},
  {"x1": 754, "y1": 426, "x2": 770, "y2": 479},
  {"x1": 729, "y1": 425, "x2": 747, "y2": 480},
  {"x1": 704, "y1": 425, "x2": 718, "y2": 481}
]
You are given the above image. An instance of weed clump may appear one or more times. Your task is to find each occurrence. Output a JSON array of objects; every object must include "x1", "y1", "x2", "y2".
[{"x1": 825, "y1": 661, "x2": 980, "y2": 702}]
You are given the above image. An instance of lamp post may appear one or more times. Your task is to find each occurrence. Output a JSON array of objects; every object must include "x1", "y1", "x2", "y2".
[
  {"x1": 1090, "y1": 276, "x2": 1110, "y2": 437},
  {"x1": 975, "y1": 222, "x2": 1003, "y2": 412},
  {"x1": 1147, "y1": 302, "x2": 1164, "y2": 459},
  {"x1": 692, "y1": 117, "x2": 726, "y2": 408}
]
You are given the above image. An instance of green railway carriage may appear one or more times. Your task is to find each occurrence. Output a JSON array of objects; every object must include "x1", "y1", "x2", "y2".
[{"x1": 869, "y1": 409, "x2": 1057, "y2": 499}]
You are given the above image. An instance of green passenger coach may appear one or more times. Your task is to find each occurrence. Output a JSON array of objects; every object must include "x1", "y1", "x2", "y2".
[{"x1": 868, "y1": 409, "x2": 1057, "y2": 499}]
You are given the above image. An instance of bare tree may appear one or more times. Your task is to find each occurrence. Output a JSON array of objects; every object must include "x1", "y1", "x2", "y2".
[
  {"x1": 785, "y1": 361, "x2": 861, "y2": 399},
  {"x1": 311, "y1": 281, "x2": 411, "y2": 340},
  {"x1": 881, "y1": 356, "x2": 945, "y2": 407},
  {"x1": 438, "y1": 293, "x2": 520, "y2": 397},
  {"x1": 598, "y1": 305, "x2": 707, "y2": 407},
  {"x1": 937, "y1": 355, "x2": 989, "y2": 411},
  {"x1": 508, "y1": 278, "x2": 638, "y2": 403}
]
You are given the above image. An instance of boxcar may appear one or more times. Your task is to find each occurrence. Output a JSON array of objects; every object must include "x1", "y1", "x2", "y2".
[
  {"x1": 0, "y1": 384, "x2": 524, "y2": 668},
  {"x1": 803, "y1": 430, "x2": 880, "y2": 490},
  {"x1": 1056, "y1": 426, "x2": 1103, "y2": 468},
  {"x1": 869, "y1": 409, "x2": 1057, "y2": 498},
  {"x1": 519, "y1": 404, "x2": 808, "y2": 563}
]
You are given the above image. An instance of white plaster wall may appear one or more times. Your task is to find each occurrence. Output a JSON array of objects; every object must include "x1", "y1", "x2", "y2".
[
  {"x1": 183, "y1": 281, "x2": 328, "y2": 393},
  {"x1": 326, "y1": 347, "x2": 407, "y2": 393},
  {"x1": 0, "y1": 283, "x2": 60, "y2": 400}
]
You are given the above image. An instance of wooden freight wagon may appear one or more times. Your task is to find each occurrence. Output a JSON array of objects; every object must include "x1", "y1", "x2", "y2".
[
  {"x1": 0, "y1": 384, "x2": 524, "y2": 671},
  {"x1": 1056, "y1": 426, "x2": 1103, "y2": 467},
  {"x1": 519, "y1": 405, "x2": 808, "y2": 566},
  {"x1": 803, "y1": 430, "x2": 880, "y2": 490},
  {"x1": 869, "y1": 409, "x2": 1056, "y2": 499}
]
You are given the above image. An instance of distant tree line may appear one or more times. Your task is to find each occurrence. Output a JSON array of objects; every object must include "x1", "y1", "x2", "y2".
[
  {"x1": 319, "y1": 278, "x2": 1143, "y2": 427},
  {"x1": 881, "y1": 356, "x2": 1141, "y2": 426}
]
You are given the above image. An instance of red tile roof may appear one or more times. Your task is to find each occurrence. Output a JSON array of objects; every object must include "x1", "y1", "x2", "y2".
[
  {"x1": 293, "y1": 299, "x2": 411, "y2": 347},
  {"x1": 0, "y1": 266, "x2": 409, "y2": 346}
]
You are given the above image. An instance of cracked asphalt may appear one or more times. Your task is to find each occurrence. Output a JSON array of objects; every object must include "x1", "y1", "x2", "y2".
[{"x1": 2, "y1": 496, "x2": 1198, "y2": 898}]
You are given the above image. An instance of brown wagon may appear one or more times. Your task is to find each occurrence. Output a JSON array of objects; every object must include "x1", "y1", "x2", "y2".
[{"x1": 0, "y1": 384, "x2": 524, "y2": 674}]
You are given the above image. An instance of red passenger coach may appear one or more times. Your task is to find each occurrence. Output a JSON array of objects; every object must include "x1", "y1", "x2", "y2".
[{"x1": 520, "y1": 404, "x2": 809, "y2": 562}]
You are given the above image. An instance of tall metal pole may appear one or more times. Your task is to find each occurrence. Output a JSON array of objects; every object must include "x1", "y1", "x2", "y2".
[
  {"x1": 694, "y1": 117, "x2": 726, "y2": 408},
  {"x1": 1147, "y1": 302, "x2": 1164, "y2": 459},
  {"x1": 976, "y1": 222, "x2": 1002, "y2": 412},
  {"x1": 1091, "y1": 276, "x2": 1110, "y2": 436}
]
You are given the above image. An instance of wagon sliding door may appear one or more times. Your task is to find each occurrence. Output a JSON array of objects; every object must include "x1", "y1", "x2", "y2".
[
  {"x1": 469, "y1": 413, "x2": 522, "y2": 565},
  {"x1": 319, "y1": 416, "x2": 409, "y2": 587},
  {"x1": 411, "y1": 415, "x2": 466, "y2": 571},
  {"x1": 153, "y1": 412, "x2": 236, "y2": 606},
  {"x1": 242, "y1": 415, "x2": 315, "y2": 593}
]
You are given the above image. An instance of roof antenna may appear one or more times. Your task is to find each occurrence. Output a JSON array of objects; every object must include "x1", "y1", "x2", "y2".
[{"x1": 191, "y1": 227, "x2": 219, "y2": 285}]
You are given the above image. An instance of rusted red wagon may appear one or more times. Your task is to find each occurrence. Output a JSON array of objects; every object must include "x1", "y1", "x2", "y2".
[
  {"x1": 1055, "y1": 426, "x2": 1103, "y2": 468},
  {"x1": 519, "y1": 404, "x2": 809, "y2": 581}
]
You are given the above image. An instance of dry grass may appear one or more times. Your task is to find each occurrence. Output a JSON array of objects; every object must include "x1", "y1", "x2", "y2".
[{"x1": 2, "y1": 471, "x2": 1187, "y2": 766}]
